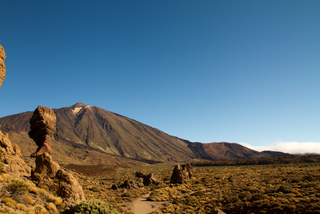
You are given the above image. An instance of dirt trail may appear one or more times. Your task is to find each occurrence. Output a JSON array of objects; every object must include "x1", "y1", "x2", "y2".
[{"x1": 128, "y1": 192, "x2": 168, "y2": 214}]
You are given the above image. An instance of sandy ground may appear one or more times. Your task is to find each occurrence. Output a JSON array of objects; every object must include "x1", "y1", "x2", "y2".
[{"x1": 128, "y1": 192, "x2": 168, "y2": 214}]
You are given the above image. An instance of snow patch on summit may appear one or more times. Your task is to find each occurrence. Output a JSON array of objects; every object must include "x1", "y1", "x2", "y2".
[{"x1": 72, "y1": 107, "x2": 82, "y2": 115}]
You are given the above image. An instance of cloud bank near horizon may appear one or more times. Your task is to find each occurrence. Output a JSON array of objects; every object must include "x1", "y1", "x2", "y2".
[{"x1": 240, "y1": 142, "x2": 320, "y2": 154}]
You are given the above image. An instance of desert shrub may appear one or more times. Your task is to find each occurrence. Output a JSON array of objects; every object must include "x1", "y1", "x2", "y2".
[
  {"x1": 228, "y1": 175, "x2": 234, "y2": 182},
  {"x1": 278, "y1": 184, "x2": 293, "y2": 193},
  {"x1": 223, "y1": 193, "x2": 239, "y2": 203},
  {"x1": 32, "y1": 205, "x2": 47, "y2": 214},
  {"x1": 89, "y1": 186, "x2": 101, "y2": 192},
  {"x1": 152, "y1": 184, "x2": 167, "y2": 189},
  {"x1": 16, "y1": 203, "x2": 27, "y2": 211},
  {"x1": 239, "y1": 191, "x2": 252, "y2": 201},
  {"x1": 172, "y1": 198, "x2": 184, "y2": 204},
  {"x1": 214, "y1": 175, "x2": 223, "y2": 180},
  {"x1": 0, "y1": 160, "x2": 4, "y2": 173},
  {"x1": 192, "y1": 190, "x2": 205, "y2": 196},
  {"x1": 46, "y1": 194, "x2": 63, "y2": 206},
  {"x1": 303, "y1": 174, "x2": 315, "y2": 181},
  {"x1": 40, "y1": 188, "x2": 47, "y2": 194},
  {"x1": 251, "y1": 193, "x2": 267, "y2": 201},
  {"x1": 46, "y1": 202, "x2": 58, "y2": 214},
  {"x1": 122, "y1": 192, "x2": 132, "y2": 197},
  {"x1": 184, "y1": 196, "x2": 199, "y2": 205},
  {"x1": 24, "y1": 196, "x2": 34, "y2": 205},
  {"x1": 3, "y1": 198, "x2": 16, "y2": 208},
  {"x1": 29, "y1": 186, "x2": 39, "y2": 195},
  {"x1": 147, "y1": 191, "x2": 161, "y2": 201},
  {"x1": 73, "y1": 199, "x2": 118, "y2": 214},
  {"x1": 9, "y1": 179, "x2": 29, "y2": 193},
  {"x1": 2, "y1": 173, "x2": 12, "y2": 182}
]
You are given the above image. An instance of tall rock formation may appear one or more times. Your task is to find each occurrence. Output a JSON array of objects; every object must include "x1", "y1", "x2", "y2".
[
  {"x1": 170, "y1": 164, "x2": 193, "y2": 184},
  {"x1": 31, "y1": 153, "x2": 85, "y2": 206},
  {"x1": 29, "y1": 106, "x2": 56, "y2": 157},
  {"x1": 0, "y1": 45, "x2": 6, "y2": 90},
  {"x1": 0, "y1": 44, "x2": 31, "y2": 176}
]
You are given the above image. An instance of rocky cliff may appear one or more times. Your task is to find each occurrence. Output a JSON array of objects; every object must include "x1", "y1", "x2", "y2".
[{"x1": 0, "y1": 44, "x2": 6, "y2": 90}]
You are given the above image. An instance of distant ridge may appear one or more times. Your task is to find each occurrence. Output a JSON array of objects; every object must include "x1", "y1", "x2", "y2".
[{"x1": 0, "y1": 103, "x2": 289, "y2": 165}]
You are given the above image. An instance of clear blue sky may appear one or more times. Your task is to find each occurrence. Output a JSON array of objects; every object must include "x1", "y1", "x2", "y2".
[{"x1": 1, "y1": 1, "x2": 319, "y2": 153}]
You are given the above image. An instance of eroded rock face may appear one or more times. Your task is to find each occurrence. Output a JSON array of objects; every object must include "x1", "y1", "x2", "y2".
[
  {"x1": 170, "y1": 163, "x2": 193, "y2": 184},
  {"x1": 118, "y1": 171, "x2": 161, "y2": 189},
  {"x1": 119, "y1": 178, "x2": 145, "y2": 189},
  {"x1": 0, "y1": 45, "x2": 6, "y2": 90},
  {"x1": 135, "y1": 171, "x2": 161, "y2": 186},
  {"x1": 0, "y1": 131, "x2": 31, "y2": 176},
  {"x1": 31, "y1": 153, "x2": 85, "y2": 206},
  {"x1": 29, "y1": 106, "x2": 56, "y2": 157}
]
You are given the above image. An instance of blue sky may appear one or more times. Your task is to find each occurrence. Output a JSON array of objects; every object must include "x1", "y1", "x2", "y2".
[{"x1": 1, "y1": 1, "x2": 320, "y2": 153}]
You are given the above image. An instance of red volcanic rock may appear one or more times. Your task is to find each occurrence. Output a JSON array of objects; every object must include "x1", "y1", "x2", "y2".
[
  {"x1": 0, "y1": 44, "x2": 6, "y2": 90},
  {"x1": 29, "y1": 106, "x2": 56, "y2": 157}
]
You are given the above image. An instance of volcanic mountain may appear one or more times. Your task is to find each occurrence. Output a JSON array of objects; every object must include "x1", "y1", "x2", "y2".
[{"x1": 0, "y1": 103, "x2": 286, "y2": 165}]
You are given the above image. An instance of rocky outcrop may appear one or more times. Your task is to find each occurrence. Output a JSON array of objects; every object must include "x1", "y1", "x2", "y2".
[
  {"x1": 29, "y1": 106, "x2": 56, "y2": 157},
  {"x1": 135, "y1": 171, "x2": 161, "y2": 186},
  {"x1": 29, "y1": 107, "x2": 84, "y2": 206},
  {"x1": 0, "y1": 131, "x2": 31, "y2": 176},
  {"x1": 170, "y1": 164, "x2": 193, "y2": 184},
  {"x1": 117, "y1": 171, "x2": 161, "y2": 189},
  {"x1": 31, "y1": 153, "x2": 85, "y2": 206},
  {"x1": 0, "y1": 45, "x2": 6, "y2": 90},
  {"x1": 119, "y1": 178, "x2": 145, "y2": 189}
]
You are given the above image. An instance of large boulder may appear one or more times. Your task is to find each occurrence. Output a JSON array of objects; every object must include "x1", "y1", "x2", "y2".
[
  {"x1": 170, "y1": 164, "x2": 193, "y2": 184},
  {"x1": 31, "y1": 153, "x2": 85, "y2": 206},
  {"x1": 135, "y1": 171, "x2": 161, "y2": 186},
  {"x1": 0, "y1": 44, "x2": 6, "y2": 90},
  {"x1": 29, "y1": 106, "x2": 56, "y2": 157},
  {"x1": 0, "y1": 131, "x2": 31, "y2": 176},
  {"x1": 118, "y1": 171, "x2": 161, "y2": 189}
]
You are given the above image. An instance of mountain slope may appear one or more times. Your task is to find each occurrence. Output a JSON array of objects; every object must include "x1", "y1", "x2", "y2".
[{"x1": 0, "y1": 103, "x2": 287, "y2": 165}]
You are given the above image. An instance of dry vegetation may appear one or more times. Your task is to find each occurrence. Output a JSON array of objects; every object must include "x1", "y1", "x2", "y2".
[
  {"x1": 0, "y1": 172, "x2": 64, "y2": 213},
  {"x1": 2, "y1": 156, "x2": 320, "y2": 214},
  {"x1": 73, "y1": 156, "x2": 320, "y2": 214}
]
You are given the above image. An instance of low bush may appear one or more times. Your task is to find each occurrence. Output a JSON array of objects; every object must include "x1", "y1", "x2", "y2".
[
  {"x1": 0, "y1": 160, "x2": 4, "y2": 173},
  {"x1": 147, "y1": 191, "x2": 162, "y2": 201},
  {"x1": 89, "y1": 186, "x2": 101, "y2": 192},
  {"x1": 9, "y1": 179, "x2": 29, "y2": 193},
  {"x1": 278, "y1": 184, "x2": 293, "y2": 193},
  {"x1": 73, "y1": 199, "x2": 118, "y2": 214},
  {"x1": 2, "y1": 198, "x2": 16, "y2": 208},
  {"x1": 46, "y1": 194, "x2": 63, "y2": 206},
  {"x1": 24, "y1": 196, "x2": 34, "y2": 205}
]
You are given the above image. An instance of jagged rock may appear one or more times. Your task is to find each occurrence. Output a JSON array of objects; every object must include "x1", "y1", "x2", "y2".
[
  {"x1": 0, "y1": 44, "x2": 6, "y2": 90},
  {"x1": 135, "y1": 171, "x2": 161, "y2": 186},
  {"x1": 29, "y1": 106, "x2": 56, "y2": 157},
  {"x1": 170, "y1": 163, "x2": 193, "y2": 184},
  {"x1": 0, "y1": 131, "x2": 31, "y2": 176},
  {"x1": 119, "y1": 178, "x2": 144, "y2": 189},
  {"x1": 118, "y1": 171, "x2": 161, "y2": 189},
  {"x1": 31, "y1": 153, "x2": 85, "y2": 206}
]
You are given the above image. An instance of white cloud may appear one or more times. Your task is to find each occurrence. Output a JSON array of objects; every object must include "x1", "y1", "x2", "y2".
[{"x1": 239, "y1": 142, "x2": 320, "y2": 154}]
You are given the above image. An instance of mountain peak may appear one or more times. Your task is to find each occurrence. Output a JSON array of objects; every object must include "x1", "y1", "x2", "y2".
[
  {"x1": 71, "y1": 103, "x2": 88, "y2": 115},
  {"x1": 72, "y1": 103, "x2": 87, "y2": 108}
]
